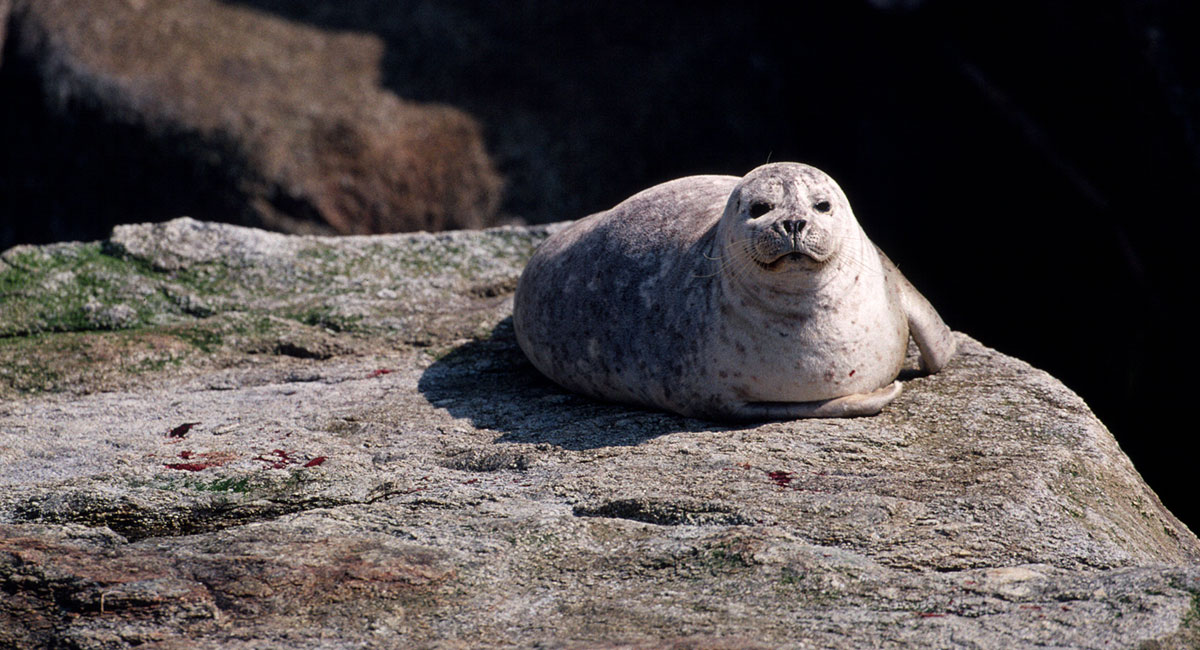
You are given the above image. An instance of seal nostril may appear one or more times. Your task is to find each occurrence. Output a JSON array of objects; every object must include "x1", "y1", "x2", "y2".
[{"x1": 781, "y1": 219, "x2": 806, "y2": 235}]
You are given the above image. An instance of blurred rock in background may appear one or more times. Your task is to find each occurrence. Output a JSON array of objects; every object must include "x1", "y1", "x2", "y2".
[{"x1": 0, "y1": 0, "x2": 502, "y2": 241}]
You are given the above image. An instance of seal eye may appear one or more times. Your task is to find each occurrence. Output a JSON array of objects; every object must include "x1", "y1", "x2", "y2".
[
  {"x1": 813, "y1": 200, "x2": 832, "y2": 213},
  {"x1": 749, "y1": 201, "x2": 772, "y2": 218}
]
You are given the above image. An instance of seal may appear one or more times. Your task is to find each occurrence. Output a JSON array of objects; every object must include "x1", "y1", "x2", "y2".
[{"x1": 513, "y1": 162, "x2": 956, "y2": 420}]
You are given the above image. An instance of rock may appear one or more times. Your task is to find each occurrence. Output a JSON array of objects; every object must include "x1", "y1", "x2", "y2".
[
  {"x1": 2, "y1": 217, "x2": 1199, "y2": 648},
  {"x1": 0, "y1": 0, "x2": 502, "y2": 243}
]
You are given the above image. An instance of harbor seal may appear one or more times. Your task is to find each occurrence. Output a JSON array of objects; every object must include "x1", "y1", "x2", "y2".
[{"x1": 513, "y1": 162, "x2": 956, "y2": 421}]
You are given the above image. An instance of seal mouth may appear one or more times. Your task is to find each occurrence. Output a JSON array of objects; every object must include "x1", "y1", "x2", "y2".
[{"x1": 757, "y1": 251, "x2": 816, "y2": 271}]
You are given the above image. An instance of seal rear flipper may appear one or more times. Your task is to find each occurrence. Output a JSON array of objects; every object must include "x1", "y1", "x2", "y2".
[{"x1": 725, "y1": 381, "x2": 903, "y2": 421}]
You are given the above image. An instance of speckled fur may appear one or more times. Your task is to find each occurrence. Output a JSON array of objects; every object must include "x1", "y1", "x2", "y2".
[{"x1": 513, "y1": 163, "x2": 955, "y2": 420}]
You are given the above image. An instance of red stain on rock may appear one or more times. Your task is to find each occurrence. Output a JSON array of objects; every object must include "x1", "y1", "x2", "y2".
[
  {"x1": 766, "y1": 471, "x2": 794, "y2": 487},
  {"x1": 164, "y1": 462, "x2": 215, "y2": 471},
  {"x1": 303, "y1": 456, "x2": 327, "y2": 468},
  {"x1": 253, "y1": 449, "x2": 296, "y2": 469},
  {"x1": 167, "y1": 422, "x2": 200, "y2": 438},
  {"x1": 163, "y1": 450, "x2": 236, "y2": 471}
]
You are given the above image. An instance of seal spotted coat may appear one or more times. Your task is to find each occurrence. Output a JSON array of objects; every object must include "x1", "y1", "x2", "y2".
[{"x1": 513, "y1": 162, "x2": 956, "y2": 420}]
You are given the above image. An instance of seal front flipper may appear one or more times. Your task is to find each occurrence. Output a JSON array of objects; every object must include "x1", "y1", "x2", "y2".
[
  {"x1": 883, "y1": 256, "x2": 956, "y2": 373},
  {"x1": 725, "y1": 381, "x2": 903, "y2": 421},
  {"x1": 899, "y1": 279, "x2": 956, "y2": 372}
]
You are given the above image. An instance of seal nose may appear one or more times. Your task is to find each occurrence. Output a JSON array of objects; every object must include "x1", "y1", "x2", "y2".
[{"x1": 780, "y1": 219, "x2": 806, "y2": 236}]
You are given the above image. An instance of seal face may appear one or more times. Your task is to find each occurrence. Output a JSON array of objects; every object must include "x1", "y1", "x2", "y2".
[{"x1": 513, "y1": 162, "x2": 956, "y2": 420}]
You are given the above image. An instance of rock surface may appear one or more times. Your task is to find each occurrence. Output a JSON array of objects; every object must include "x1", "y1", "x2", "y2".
[
  {"x1": 2, "y1": 218, "x2": 1199, "y2": 648},
  {"x1": 0, "y1": 0, "x2": 502, "y2": 242}
]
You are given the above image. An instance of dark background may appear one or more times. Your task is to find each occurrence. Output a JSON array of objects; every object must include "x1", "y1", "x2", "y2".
[{"x1": 3, "y1": 1, "x2": 1198, "y2": 530}]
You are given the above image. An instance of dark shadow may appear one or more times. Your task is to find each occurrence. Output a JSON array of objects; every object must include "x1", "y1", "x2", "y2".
[{"x1": 416, "y1": 317, "x2": 723, "y2": 450}]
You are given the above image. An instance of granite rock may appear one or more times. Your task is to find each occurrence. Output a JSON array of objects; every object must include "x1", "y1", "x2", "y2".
[{"x1": 1, "y1": 218, "x2": 1198, "y2": 648}]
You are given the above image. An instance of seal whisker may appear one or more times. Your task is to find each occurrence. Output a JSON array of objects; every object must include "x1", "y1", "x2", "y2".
[
  {"x1": 821, "y1": 231, "x2": 885, "y2": 277},
  {"x1": 695, "y1": 237, "x2": 759, "y2": 279},
  {"x1": 723, "y1": 239, "x2": 763, "y2": 281}
]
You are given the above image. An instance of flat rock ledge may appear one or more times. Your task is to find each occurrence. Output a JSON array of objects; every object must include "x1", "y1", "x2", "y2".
[{"x1": 1, "y1": 217, "x2": 1198, "y2": 649}]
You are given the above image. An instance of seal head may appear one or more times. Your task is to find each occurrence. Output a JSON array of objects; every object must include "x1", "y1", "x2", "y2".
[{"x1": 725, "y1": 163, "x2": 846, "y2": 274}]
